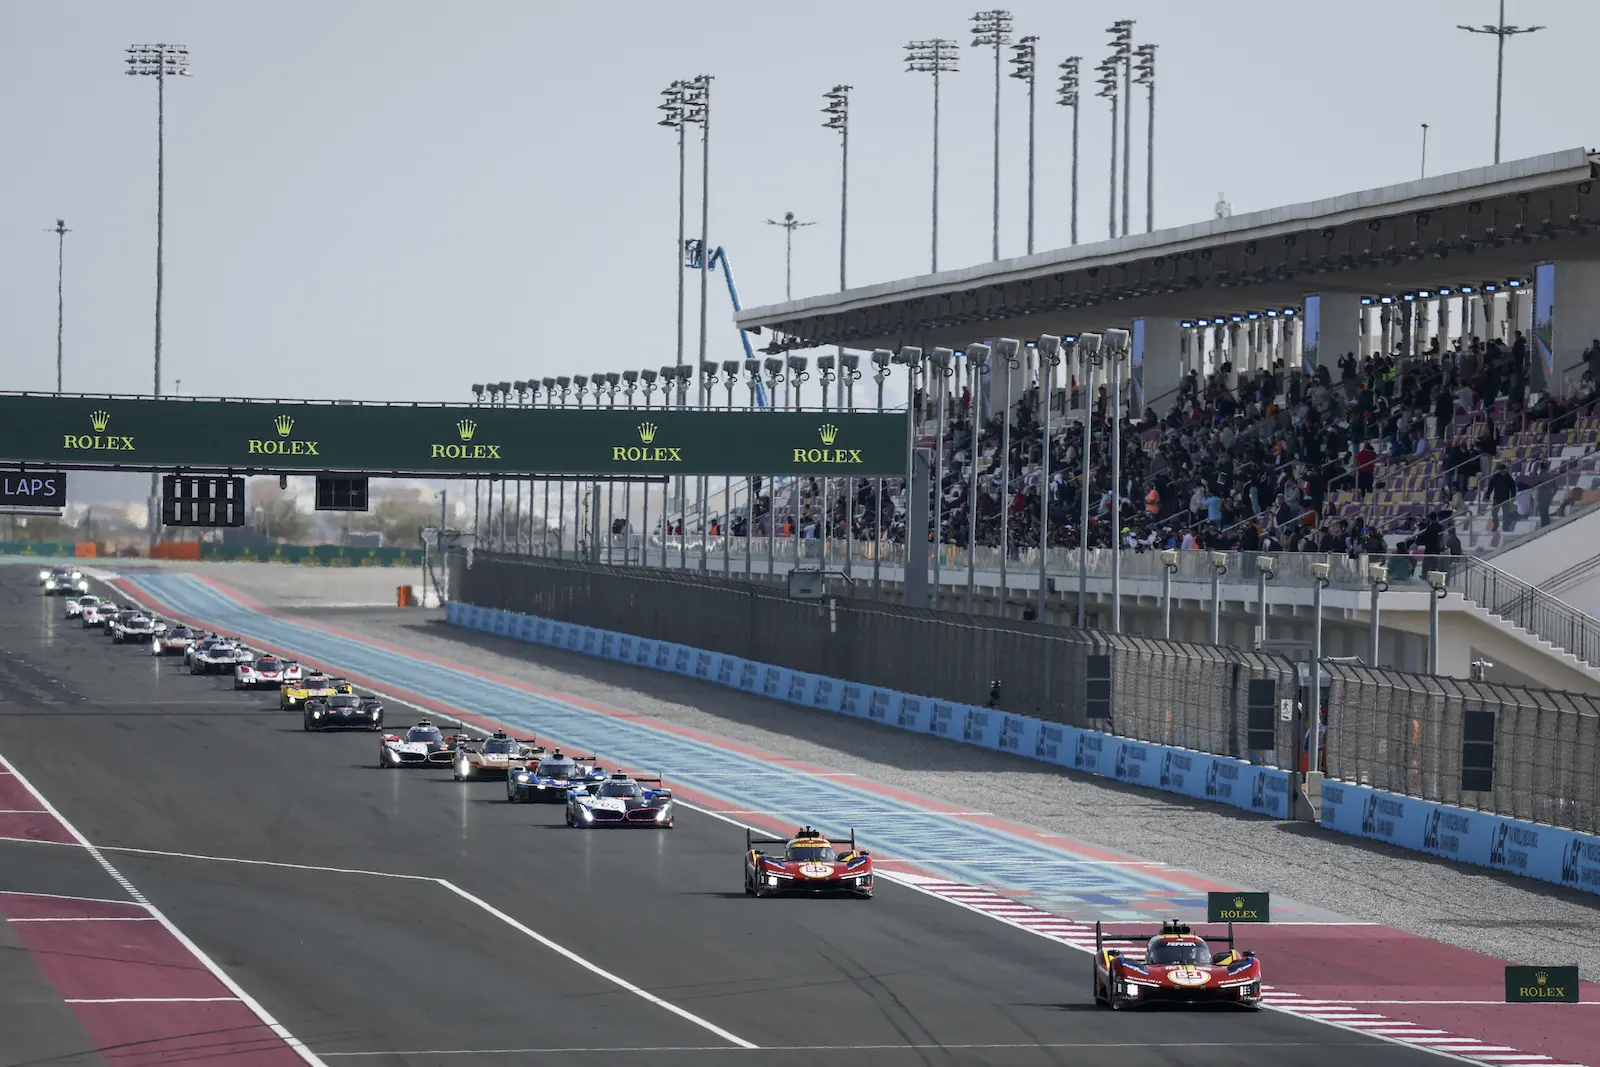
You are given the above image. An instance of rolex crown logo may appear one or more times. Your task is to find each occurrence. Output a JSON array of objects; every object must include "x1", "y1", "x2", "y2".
[
  {"x1": 457, "y1": 419, "x2": 477, "y2": 441},
  {"x1": 274, "y1": 414, "x2": 295, "y2": 437},
  {"x1": 89, "y1": 410, "x2": 111, "y2": 432},
  {"x1": 1233, "y1": 896, "x2": 1246, "y2": 909},
  {"x1": 818, "y1": 423, "x2": 840, "y2": 445},
  {"x1": 637, "y1": 421, "x2": 658, "y2": 443},
  {"x1": 1536, "y1": 971, "x2": 1548, "y2": 985}
]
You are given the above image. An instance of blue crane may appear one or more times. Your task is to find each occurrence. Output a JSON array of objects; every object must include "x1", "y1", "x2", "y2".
[{"x1": 684, "y1": 240, "x2": 767, "y2": 408}]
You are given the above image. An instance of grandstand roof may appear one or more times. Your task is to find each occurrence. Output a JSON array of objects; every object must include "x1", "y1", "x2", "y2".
[{"x1": 737, "y1": 147, "x2": 1600, "y2": 352}]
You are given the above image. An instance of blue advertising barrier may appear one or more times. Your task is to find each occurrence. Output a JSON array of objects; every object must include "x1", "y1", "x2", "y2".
[
  {"x1": 1320, "y1": 780, "x2": 1600, "y2": 897},
  {"x1": 446, "y1": 602, "x2": 1291, "y2": 822}
]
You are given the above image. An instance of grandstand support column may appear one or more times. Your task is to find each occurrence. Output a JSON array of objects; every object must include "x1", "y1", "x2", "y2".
[
  {"x1": 1076, "y1": 333, "x2": 1103, "y2": 629},
  {"x1": 1134, "y1": 317, "x2": 1181, "y2": 417},
  {"x1": 905, "y1": 449, "x2": 933, "y2": 609},
  {"x1": 929, "y1": 348, "x2": 952, "y2": 593},
  {"x1": 871, "y1": 351, "x2": 890, "y2": 600},
  {"x1": 1309, "y1": 292, "x2": 1361, "y2": 370},
  {"x1": 1106, "y1": 329, "x2": 1128, "y2": 634},
  {"x1": 1548, "y1": 261, "x2": 1600, "y2": 395},
  {"x1": 964, "y1": 343, "x2": 990, "y2": 613},
  {"x1": 766, "y1": 361, "x2": 784, "y2": 575},
  {"x1": 1036, "y1": 335, "x2": 1062, "y2": 621},
  {"x1": 995, "y1": 339, "x2": 1021, "y2": 613}
]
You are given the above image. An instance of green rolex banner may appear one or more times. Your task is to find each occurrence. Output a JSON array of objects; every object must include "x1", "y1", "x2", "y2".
[
  {"x1": 1206, "y1": 891, "x2": 1270, "y2": 923},
  {"x1": 1505, "y1": 965, "x2": 1579, "y2": 1003}
]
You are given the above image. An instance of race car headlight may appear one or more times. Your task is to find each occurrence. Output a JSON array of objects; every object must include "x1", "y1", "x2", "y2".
[
  {"x1": 370, "y1": 709, "x2": 380, "y2": 719},
  {"x1": 578, "y1": 806, "x2": 593, "y2": 820},
  {"x1": 38, "y1": 569, "x2": 48, "y2": 581},
  {"x1": 654, "y1": 806, "x2": 670, "y2": 823},
  {"x1": 44, "y1": 580, "x2": 55, "y2": 589},
  {"x1": 855, "y1": 876, "x2": 866, "y2": 885},
  {"x1": 312, "y1": 710, "x2": 322, "y2": 718},
  {"x1": 767, "y1": 875, "x2": 779, "y2": 887},
  {"x1": 70, "y1": 571, "x2": 82, "y2": 580}
]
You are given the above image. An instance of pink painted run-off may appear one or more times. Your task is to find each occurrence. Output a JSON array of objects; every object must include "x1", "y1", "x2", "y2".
[
  {"x1": 1242, "y1": 924, "x2": 1600, "y2": 1065},
  {"x1": 0, "y1": 893, "x2": 307, "y2": 1066},
  {"x1": 0, "y1": 773, "x2": 75, "y2": 843},
  {"x1": 125, "y1": 575, "x2": 1600, "y2": 1063}
]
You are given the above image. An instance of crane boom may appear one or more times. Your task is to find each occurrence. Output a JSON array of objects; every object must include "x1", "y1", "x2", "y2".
[{"x1": 685, "y1": 242, "x2": 767, "y2": 407}]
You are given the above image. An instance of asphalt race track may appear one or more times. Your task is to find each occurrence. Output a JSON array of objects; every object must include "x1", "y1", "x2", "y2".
[{"x1": 0, "y1": 570, "x2": 1477, "y2": 1066}]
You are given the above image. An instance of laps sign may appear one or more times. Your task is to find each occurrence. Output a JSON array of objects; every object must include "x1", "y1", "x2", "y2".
[
  {"x1": 1505, "y1": 965, "x2": 1579, "y2": 1003},
  {"x1": 1207, "y1": 891, "x2": 1270, "y2": 923},
  {"x1": 0, "y1": 470, "x2": 66, "y2": 508}
]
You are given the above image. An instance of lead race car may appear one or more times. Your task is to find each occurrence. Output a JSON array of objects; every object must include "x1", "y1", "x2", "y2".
[
  {"x1": 378, "y1": 720, "x2": 470, "y2": 767},
  {"x1": 1093, "y1": 919, "x2": 1262, "y2": 1010},
  {"x1": 744, "y1": 826, "x2": 873, "y2": 898},
  {"x1": 452, "y1": 731, "x2": 544, "y2": 781},
  {"x1": 566, "y1": 773, "x2": 674, "y2": 828},
  {"x1": 506, "y1": 750, "x2": 606, "y2": 803},
  {"x1": 41, "y1": 567, "x2": 88, "y2": 596}
]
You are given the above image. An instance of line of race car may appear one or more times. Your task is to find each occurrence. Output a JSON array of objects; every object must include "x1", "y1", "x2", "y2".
[{"x1": 39, "y1": 566, "x2": 1264, "y2": 1010}]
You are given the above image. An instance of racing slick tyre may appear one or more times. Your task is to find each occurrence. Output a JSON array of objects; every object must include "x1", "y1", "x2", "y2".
[
  {"x1": 506, "y1": 784, "x2": 520, "y2": 803},
  {"x1": 453, "y1": 760, "x2": 467, "y2": 783},
  {"x1": 378, "y1": 752, "x2": 389, "y2": 769}
]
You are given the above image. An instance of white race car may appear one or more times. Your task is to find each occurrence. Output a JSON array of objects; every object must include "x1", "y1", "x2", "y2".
[
  {"x1": 235, "y1": 655, "x2": 291, "y2": 690},
  {"x1": 66, "y1": 594, "x2": 101, "y2": 619},
  {"x1": 111, "y1": 612, "x2": 159, "y2": 644},
  {"x1": 82, "y1": 601, "x2": 117, "y2": 628},
  {"x1": 379, "y1": 720, "x2": 469, "y2": 768},
  {"x1": 190, "y1": 641, "x2": 253, "y2": 675}
]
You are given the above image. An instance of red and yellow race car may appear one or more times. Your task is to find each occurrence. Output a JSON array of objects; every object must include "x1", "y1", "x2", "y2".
[
  {"x1": 1093, "y1": 919, "x2": 1261, "y2": 1010},
  {"x1": 744, "y1": 826, "x2": 873, "y2": 898}
]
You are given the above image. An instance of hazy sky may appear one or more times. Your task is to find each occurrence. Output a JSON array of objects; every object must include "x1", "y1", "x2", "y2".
[{"x1": 1, "y1": 0, "x2": 1594, "y2": 411}]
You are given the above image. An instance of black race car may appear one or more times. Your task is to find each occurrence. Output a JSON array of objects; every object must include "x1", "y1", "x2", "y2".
[{"x1": 305, "y1": 692, "x2": 385, "y2": 732}]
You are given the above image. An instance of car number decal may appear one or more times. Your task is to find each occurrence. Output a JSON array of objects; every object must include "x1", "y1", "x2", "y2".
[
  {"x1": 1167, "y1": 967, "x2": 1209, "y2": 986},
  {"x1": 798, "y1": 863, "x2": 834, "y2": 878}
]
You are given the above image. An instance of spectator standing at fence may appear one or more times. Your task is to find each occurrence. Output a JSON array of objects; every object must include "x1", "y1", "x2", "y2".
[
  {"x1": 1534, "y1": 461, "x2": 1557, "y2": 528},
  {"x1": 1488, "y1": 463, "x2": 1517, "y2": 533},
  {"x1": 1354, "y1": 441, "x2": 1377, "y2": 499}
]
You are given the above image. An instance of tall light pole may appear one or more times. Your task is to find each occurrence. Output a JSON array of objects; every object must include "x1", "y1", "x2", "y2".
[
  {"x1": 1420, "y1": 122, "x2": 1430, "y2": 178},
  {"x1": 764, "y1": 212, "x2": 816, "y2": 301},
  {"x1": 1096, "y1": 59, "x2": 1119, "y2": 240},
  {"x1": 971, "y1": 11, "x2": 1012, "y2": 262},
  {"x1": 905, "y1": 39, "x2": 959, "y2": 273},
  {"x1": 1107, "y1": 21, "x2": 1133, "y2": 238},
  {"x1": 1009, "y1": 35, "x2": 1038, "y2": 255},
  {"x1": 126, "y1": 43, "x2": 189, "y2": 545},
  {"x1": 1458, "y1": 2, "x2": 1543, "y2": 165},
  {"x1": 823, "y1": 85, "x2": 850, "y2": 289},
  {"x1": 687, "y1": 76, "x2": 713, "y2": 392},
  {"x1": 1133, "y1": 43, "x2": 1156, "y2": 233},
  {"x1": 1056, "y1": 57, "x2": 1081, "y2": 245},
  {"x1": 659, "y1": 81, "x2": 691, "y2": 391},
  {"x1": 47, "y1": 219, "x2": 70, "y2": 392}
]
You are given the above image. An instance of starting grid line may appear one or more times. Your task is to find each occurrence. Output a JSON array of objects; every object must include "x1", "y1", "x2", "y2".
[{"x1": 118, "y1": 572, "x2": 1582, "y2": 1067}]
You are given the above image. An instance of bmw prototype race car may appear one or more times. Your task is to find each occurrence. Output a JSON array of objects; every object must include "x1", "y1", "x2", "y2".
[
  {"x1": 65, "y1": 594, "x2": 100, "y2": 620},
  {"x1": 111, "y1": 612, "x2": 158, "y2": 644},
  {"x1": 744, "y1": 827, "x2": 873, "y2": 898},
  {"x1": 42, "y1": 568, "x2": 88, "y2": 596},
  {"x1": 1093, "y1": 920, "x2": 1262, "y2": 1010},
  {"x1": 279, "y1": 671, "x2": 346, "y2": 709},
  {"x1": 452, "y1": 731, "x2": 544, "y2": 781},
  {"x1": 150, "y1": 624, "x2": 196, "y2": 656},
  {"x1": 304, "y1": 691, "x2": 384, "y2": 732},
  {"x1": 190, "y1": 640, "x2": 253, "y2": 674},
  {"x1": 378, "y1": 720, "x2": 470, "y2": 767},
  {"x1": 566, "y1": 773, "x2": 674, "y2": 828},
  {"x1": 235, "y1": 655, "x2": 290, "y2": 690},
  {"x1": 506, "y1": 750, "x2": 606, "y2": 803}
]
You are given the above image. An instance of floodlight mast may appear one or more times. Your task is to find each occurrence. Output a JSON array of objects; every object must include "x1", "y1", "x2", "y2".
[
  {"x1": 47, "y1": 219, "x2": 71, "y2": 392},
  {"x1": 126, "y1": 42, "x2": 189, "y2": 546},
  {"x1": 1458, "y1": 0, "x2": 1544, "y2": 165},
  {"x1": 1008, "y1": 34, "x2": 1037, "y2": 254},
  {"x1": 1095, "y1": 59, "x2": 1119, "y2": 240},
  {"x1": 822, "y1": 84, "x2": 850, "y2": 291},
  {"x1": 970, "y1": 10, "x2": 1013, "y2": 262},
  {"x1": 905, "y1": 39, "x2": 959, "y2": 272},
  {"x1": 1056, "y1": 57, "x2": 1081, "y2": 245},
  {"x1": 659, "y1": 80, "x2": 692, "y2": 394},
  {"x1": 1133, "y1": 43, "x2": 1156, "y2": 233},
  {"x1": 764, "y1": 211, "x2": 817, "y2": 301},
  {"x1": 1107, "y1": 20, "x2": 1134, "y2": 238}
]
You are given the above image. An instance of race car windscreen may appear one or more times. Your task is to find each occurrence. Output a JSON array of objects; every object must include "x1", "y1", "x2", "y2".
[
  {"x1": 482, "y1": 739, "x2": 515, "y2": 754},
  {"x1": 598, "y1": 781, "x2": 641, "y2": 798},
  {"x1": 536, "y1": 760, "x2": 574, "y2": 777},
  {"x1": 327, "y1": 694, "x2": 362, "y2": 709},
  {"x1": 786, "y1": 843, "x2": 837, "y2": 862},
  {"x1": 257, "y1": 658, "x2": 281, "y2": 671},
  {"x1": 406, "y1": 726, "x2": 443, "y2": 743},
  {"x1": 1146, "y1": 939, "x2": 1211, "y2": 965}
]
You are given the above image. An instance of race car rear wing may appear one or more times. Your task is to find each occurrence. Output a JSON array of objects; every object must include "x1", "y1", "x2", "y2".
[
  {"x1": 745, "y1": 827, "x2": 860, "y2": 853},
  {"x1": 1095, "y1": 920, "x2": 1237, "y2": 955}
]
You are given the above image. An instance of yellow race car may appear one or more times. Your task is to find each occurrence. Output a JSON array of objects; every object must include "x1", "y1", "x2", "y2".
[{"x1": 280, "y1": 672, "x2": 353, "y2": 710}]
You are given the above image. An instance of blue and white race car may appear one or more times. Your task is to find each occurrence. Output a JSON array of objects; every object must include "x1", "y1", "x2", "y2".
[
  {"x1": 506, "y1": 750, "x2": 606, "y2": 803},
  {"x1": 566, "y1": 773, "x2": 674, "y2": 828}
]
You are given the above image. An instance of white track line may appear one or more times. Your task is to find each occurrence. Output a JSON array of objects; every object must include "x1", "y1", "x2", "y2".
[
  {"x1": 66, "y1": 997, "x2": 240, "y2": 1004},
  {"x1": 8, "y1": 916, "x2": 160, "y2": 922},
  {"x1": 0, "y1": 889, "x2": 138, "y2": 906},
  {"x1": 0, "y1": 749, "x2": 328, "y2": 1067}
]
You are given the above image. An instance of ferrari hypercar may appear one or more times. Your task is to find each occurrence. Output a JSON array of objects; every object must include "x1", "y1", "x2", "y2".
[
  {"x1": 111, "y1": 612, "x2": 158, "y2": 644},
  {"x1": 235, "y1": 655, "x2": 290, "y2": 690},
  {"x1": 42, "y1": 568, "x2": 88, "y2": 596},
  {"x1": 66, "y1": 594, "x2": 100, "y2": 619},
  {"x1": 744, "y1": 827, "x2": 873, "y2": 898},
  {"x1": 151, "y1": 624, "x2": 196, "y2": 656},
  {"x1": 452, "y1": 731, "x2": 544, "y2": 781},
  {"x1": 304, "y1": 692, "x2": 384, "y2": 732},
  {"x1": 190, "y1": 640, "x2": 252, "y2": 674},
  {"x1": 506, "y1": 750, "x2": 606, "y2": 803},
  {"x1": 1093, "y1": 920, "x2": 1262, "y2": 1010},
  {"x1": 280, "y1": 672, "x2": 348, "y2": 709},
  {"x1": 378, "y1": 720, "x2": 469, "y2": 767},
  {"x1": 566, "y1": 773, "x2": 674, "y2": 828}
]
